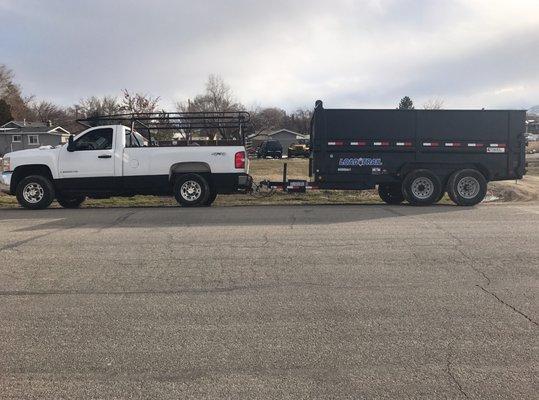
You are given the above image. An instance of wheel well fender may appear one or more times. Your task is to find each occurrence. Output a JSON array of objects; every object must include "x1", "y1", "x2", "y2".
[
  {"x1": 169, "y1": 162, "x2": 211, "y2": 183},
  {"x1": 11, "y1": 164, "x2": 54, "y2": 193}
]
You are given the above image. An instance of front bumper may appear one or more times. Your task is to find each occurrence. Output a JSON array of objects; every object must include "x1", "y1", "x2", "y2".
[{"x1": 0, "y1": 172, "x2": 12, "y2": 194}]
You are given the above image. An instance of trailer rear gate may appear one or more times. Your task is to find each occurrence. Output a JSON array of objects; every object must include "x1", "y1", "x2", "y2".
[{"x1": 310, "y1": 103, "x2": 526, "y2": 191}]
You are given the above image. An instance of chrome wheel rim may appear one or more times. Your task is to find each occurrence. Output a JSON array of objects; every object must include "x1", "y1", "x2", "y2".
[
  {"x1": 23, "y1": 183, "x2": 44, "y2": 204},
  {"x1": 457, "y1": 176, "x2": 480, "y2": 199},
  {"x1": 180, "y1": 180, "x2": 202, "y2": 201},
  {"x1": 411, "y1": 177, "x2": 434, "y2": 200}
]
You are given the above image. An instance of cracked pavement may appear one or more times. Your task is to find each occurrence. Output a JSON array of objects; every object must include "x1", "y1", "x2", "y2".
[{"x1": 0, "y1": 204, "x2": 537, "y2": 399}]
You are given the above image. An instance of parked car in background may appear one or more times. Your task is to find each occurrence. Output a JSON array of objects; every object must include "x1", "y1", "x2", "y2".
[
  {"x1": 257, "y1": 140, "x2": 283, "y2": 158},
  {"x1": 288, "y1": 143, "x2": 310, "y2": 158}
]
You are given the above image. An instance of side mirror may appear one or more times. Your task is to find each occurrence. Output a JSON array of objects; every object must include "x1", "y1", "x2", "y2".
[{"x1": 67, "y1": 135, "x2": 75, "y2": 152}]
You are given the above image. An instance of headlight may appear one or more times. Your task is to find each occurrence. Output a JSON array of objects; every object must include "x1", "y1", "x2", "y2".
[{"x1": 2, "y1": 157, "x2": 10, "y2": 171}]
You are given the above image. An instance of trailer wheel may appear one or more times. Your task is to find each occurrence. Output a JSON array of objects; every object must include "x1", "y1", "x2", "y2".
[
  {"x1": 402, "y1": 169, "x2": 441, "y2": 206},
  {"x1": 378, "y1": 183, "x2": 405, "y2": 205},
  {"x1": 447, "y1": 169, "x2": 487, "y2": 206},
  {"x1": 16, "y1": 175, "x2": 55, "y2": 210},
  {"x1": 56, "y1": 195, "x2": 86, "y2": 209},
  {"x1": 173, "y1": 174, "x2": 210, "y2": 207}
]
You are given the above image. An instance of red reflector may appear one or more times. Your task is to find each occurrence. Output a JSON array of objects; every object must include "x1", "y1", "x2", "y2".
[{"x1": 235, "y1": 151, "x2": 245, "y2": 169}]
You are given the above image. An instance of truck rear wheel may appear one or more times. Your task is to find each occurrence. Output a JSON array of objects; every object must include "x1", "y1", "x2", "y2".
[
  {"x1": 378, "y1": 183, "x2": 405, "y2": 205},
  {"x1": 16, "y1": 175, "x2": 55, "y2": 210},
  {"x1": 203, "y1": 188, "x2": 218, "y2": 207},
  {"x1": 447, "y1": 169, "x2": 487, "y2": 206},
  {"x1": 402, "y1": 169, "x2": 442, "y2": 206},
  {"x1": 57, "y1": 195, "x2": 86, "y2": 209},
  {"x1": 173, "y1": 174, "x2": 210, "y2": 207}
]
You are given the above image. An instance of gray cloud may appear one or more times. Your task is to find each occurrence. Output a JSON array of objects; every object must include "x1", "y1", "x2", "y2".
[{"x1": 0, "y1": 0, "x2": 537, "y2": 110}]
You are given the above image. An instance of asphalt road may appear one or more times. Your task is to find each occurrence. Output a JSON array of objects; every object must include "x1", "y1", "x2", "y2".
[{"x1": 0, "y1": 204, "x2": 537, "y2": 399}]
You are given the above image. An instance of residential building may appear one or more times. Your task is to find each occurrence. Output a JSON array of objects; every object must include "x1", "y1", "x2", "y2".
[
  {"x1": 248, "y1": 129, "x2": 308, "y2": 154},
  {"x1": 0, "y1": 120, "x2": 70, "y2": 156}
]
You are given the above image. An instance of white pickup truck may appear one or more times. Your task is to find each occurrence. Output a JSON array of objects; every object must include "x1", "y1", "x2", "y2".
[{"x1": 1, "y1": 124, "x2": 251, "y2": 209}]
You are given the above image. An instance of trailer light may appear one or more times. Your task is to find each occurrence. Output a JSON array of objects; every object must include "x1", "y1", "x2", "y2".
[{"x1": 235, "y1": 151, "x2": 246, "y2": 169}]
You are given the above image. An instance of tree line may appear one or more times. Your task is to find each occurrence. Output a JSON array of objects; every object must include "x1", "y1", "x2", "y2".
[{"x1": 0, "y1": 64, "x2": 313, "y2": 141}]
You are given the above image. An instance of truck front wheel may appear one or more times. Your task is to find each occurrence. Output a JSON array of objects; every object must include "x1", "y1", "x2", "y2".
[
  {"x1": 173, "y1": 174, "x2": 210, "y2": 207},
  {"x1": 16, "y1": 175, "x2": 55, "y2": 210},
  {"x1": 378, "y1": 183, "x2": 405, "y2": 205},
  {"x1": 447, "y1": 169, "x2": 487, "y2": 206},
  {"x1": 402, "y1": 169, "x2": 442, "y2": 206}
]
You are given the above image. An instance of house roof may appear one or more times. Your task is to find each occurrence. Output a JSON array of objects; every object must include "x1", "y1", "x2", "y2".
[
  {"x1": 0, "y1": 121, "x2": 70, "y2": 135},
  {"x1": 248, "y1": 128, "x2": 308, "y2": 139},
  {"x1": 2, "y1": 120, "x2": 49, "y2": 128}
]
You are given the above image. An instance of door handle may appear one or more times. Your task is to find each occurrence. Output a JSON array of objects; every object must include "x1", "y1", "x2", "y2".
[{"x1": 98, "y1": 155, "x2": 112, "y2": 159}]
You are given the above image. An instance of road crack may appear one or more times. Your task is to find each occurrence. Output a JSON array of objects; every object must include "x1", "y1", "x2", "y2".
[
  {"x1": 446, "y1": 343, "x2": 469, "y2": 398},
  {"x1": 476, "y1": 285, "x2": 538, "y2": 326}
]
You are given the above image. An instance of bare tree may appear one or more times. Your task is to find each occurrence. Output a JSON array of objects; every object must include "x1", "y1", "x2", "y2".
[
  {"x1": 177, "y1": 75, "x2": 244, "y2": 140},
  {"x1": 120, "y1": 89, "x2": 160, "y2": 114},
  {"x1": 250, "y1": 107, "x2": 286, "y2": 137},
  {"x1": 74, "y1": 95, "x2": 121, "y2": 119},
  {"x1": 29, "y1": 100, "x2": 68, "y2": 124},
  {"x1": 423, "y1": 98, "x2": 445, "y2": 110},
  {"x1": 285, "y1": 108, "x2": 312, "y2": 134}
]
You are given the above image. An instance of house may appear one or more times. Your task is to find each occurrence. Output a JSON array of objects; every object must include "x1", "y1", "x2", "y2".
[
  {"x1": 248, "y1": 129, "x2": 309, "y2": 154},
  {"x1": 0, "y1": 120, "x2": 70, "y2": 156}
]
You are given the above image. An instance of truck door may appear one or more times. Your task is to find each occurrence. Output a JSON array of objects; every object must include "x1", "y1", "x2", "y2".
[{"x1": 57, "y1": 127, "x2": 116, "y2": 190}]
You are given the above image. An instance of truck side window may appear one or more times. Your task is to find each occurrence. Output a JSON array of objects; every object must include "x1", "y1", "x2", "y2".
[{"x1": 74, "y1": 128, "x2": 113, "y2": 151}]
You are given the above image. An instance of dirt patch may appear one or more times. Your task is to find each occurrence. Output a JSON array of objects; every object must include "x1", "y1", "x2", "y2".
[{"x1": 487, "y1": 175, "x2": 539, "y2": 203}]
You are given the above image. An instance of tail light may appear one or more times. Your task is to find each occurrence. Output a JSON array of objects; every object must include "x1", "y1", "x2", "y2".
[{"x1": 235, "y1": 151, "x2": 245, "y2": 169}]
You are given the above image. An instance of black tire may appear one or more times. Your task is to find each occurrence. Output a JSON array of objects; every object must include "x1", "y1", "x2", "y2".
[
  {"x1": 57, "y1": 195, "x2": 86, "y2": 209},
  {"x1": 173, "y1": 174, "x2": 210, "y2": 207},
  {"x1": 16, "y1": 175, "x2": 55, "y2": 210},
  {"x1": 402, "y1": 169, "x2": 442, "y2": 206},
  {"x1": 447, "y1": 169, "x2": 487, "y2": 206},
  {"x1": 378, "y1": 183, "x2": 405, "y2": 205},
  {"x1": 202, "y1": 188, "x2": 218, "y2": 207}
]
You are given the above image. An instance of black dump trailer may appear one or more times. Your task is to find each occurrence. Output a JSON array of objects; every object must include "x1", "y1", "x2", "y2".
[{"x1": 309, "y1": 101, "x2": 527, "y2": 206}]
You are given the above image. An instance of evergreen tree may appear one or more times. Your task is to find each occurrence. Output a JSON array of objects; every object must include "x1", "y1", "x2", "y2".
[
  {"x1": 0, "y1": 99, "x2": 13, "y2": 125},
  {"x1": 398, "y1": 96, "x2": 414, "y2": 110}
]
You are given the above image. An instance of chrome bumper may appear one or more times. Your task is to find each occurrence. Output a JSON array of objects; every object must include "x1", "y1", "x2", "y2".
[{"x1": 0, "y1": 172, "x2": 12, "y2": 194}]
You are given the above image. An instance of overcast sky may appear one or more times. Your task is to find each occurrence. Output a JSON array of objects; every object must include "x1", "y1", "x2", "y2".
[{"x1": 1, "y1": 0, "x2": 538, "y2": 111}]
